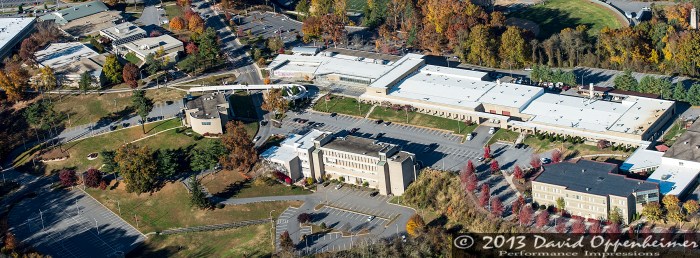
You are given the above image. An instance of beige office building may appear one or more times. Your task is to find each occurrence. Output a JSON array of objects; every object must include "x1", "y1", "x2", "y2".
[
  {"x1": 532, "y1": 160, "x2": 659, "y2": 224},
  {"x1": 183, "y1": 92, "x2": 230, "y2": 135},
  {"x1": 263, "y1": 130, "x2": 418, "y2": 195}
]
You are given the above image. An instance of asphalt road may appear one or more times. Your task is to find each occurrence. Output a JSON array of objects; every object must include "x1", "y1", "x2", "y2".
[{"x1": 136, "y1": 0, "x2": 165, "y2": 26}]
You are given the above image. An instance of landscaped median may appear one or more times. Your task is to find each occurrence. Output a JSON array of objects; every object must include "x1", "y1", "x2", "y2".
[{"x1": 312, "y1": 94, "x2": 373, "y2": 117}]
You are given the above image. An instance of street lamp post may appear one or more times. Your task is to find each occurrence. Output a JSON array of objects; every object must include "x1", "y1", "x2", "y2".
[{"x1": 269, "y1": 209, "x2": 276, "y2": 249}]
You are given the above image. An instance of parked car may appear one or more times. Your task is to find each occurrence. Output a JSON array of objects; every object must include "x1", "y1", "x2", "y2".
[
  {"x1": 254, "y1": 136, "x2": 261, "y2": 142},
  {"x1": 477, "y1": 156, "x2": 485, "y2": 162},
  {"x1": 314, "y1": 123, "x2": 324, "y2": 127},
  {"x1": 370, "y1": 191, "x2": 379, "y2": 197},
  {"x1": 335, "y1": 184, "x2": 342, "y2": 190},
  {"x1": 515, "y1": 143, "x2": 524, "y2": 149},
  {"x1": 375, "y1": 119, "x2": 384, "y2": 124},
  {"x1": 466, "y1": 133, "x2": 474, "y2": 141},
  {"x1": 488, "y1": 127, "x2": 496, "y2": 134},
  {"x1": 367, "y1": 216, "x2": 375, "y2": 222},
  {"x1": 292, "y1": 118, "x2": 300, "y2": 122},
  {"x1": 307, "y1": 121, "x2": 315, "y2": 126},
  {"x1": 330, "y1": 112, "x2": 338, "y2": 117},
  {"x1": 541, "y1": 157, "x2": 551, "y2": 164},
  {"x1": 350, "y1": 128, "x2": 360, "y2": 133},
  {"x1": 260, "y1": 120, "x2": 268, "y2": 126},
  {"x1": 384, "y1": 121, "x2": 392, "y2": 126}
]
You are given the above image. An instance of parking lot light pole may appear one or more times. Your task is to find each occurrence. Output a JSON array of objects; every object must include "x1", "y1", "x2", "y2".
[
  {"x1": 39, "y1": 209, "x2": 45, "y2": 230},
  {"x1": 269, "y1": 209, "x2": 276, "y2": 249}
]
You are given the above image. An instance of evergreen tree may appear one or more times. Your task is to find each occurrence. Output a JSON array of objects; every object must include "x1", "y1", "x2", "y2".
[
  {"x1": 673, "y1": 82, "x2": 688, "y2": 102},
  {"x1": 189, "y1": 175, "x2": 210, "y2": 209}
]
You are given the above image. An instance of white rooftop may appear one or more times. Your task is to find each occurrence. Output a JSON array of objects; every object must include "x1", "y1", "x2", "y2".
[
  {"x1": 100, "y1": 22, "x2": 146, "y2": 41},
  {"x1": 620, "y1": 148, "x2": 663, "y2": 171},
  {"x1": 35, "y1": 42, "x2": 99, "y2": 69},
  {"x1": 646, "y1": 163, "x2": 700, "y2": 196},
  {"x1": 477, "y1": 83, "x2": 544, "y2": 110},
  {"x1": 0, "y1": 18, "x2": 34, "y2": 53},
  {"x1": 521, "y1": 94, "x2": 672, "y2": 135},
  {"x1": 280, "y1": 129, "x2": 328, "y2": 150},
  {"x1": 120, "y1": 35, "x2": 183, "y2": 58},
  {"x1": 261, "y1": 146, "x2": 297, "y2": 163}
]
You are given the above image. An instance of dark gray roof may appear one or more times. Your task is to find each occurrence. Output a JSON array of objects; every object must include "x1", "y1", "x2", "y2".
[
  {"x1": 663, "y1": 121, "x2": 700, "y2": 162},
  {"x1": 322, "y1": 135, "x2": 393, "y2": 158},
  {"x1": 39, "y1": 1, "x2": 109, "y2": 25},
  {"x1": 534, "y1": 160, "x2": 658, "y2": 197},
  {"x1": 185, "y1": 92, "x2": 228, "y2": 119}
]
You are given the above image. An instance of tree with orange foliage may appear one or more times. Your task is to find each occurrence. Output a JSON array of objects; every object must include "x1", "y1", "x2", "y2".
[
  {"x1": 219, "y1": 121, "x2": 258, "y2": 172},
  {"x1": 169, "y1": 16, "x2": 186, "y2": 31},
  {"x1": 188, "y1": 15, "x2": 205, "y2": 34},
  {"x1": 406, "y1": 214, "x2": 425, "y2": 237},
  {"x1": 302, "y1": 16, "x2": 322, "y2": 43}
]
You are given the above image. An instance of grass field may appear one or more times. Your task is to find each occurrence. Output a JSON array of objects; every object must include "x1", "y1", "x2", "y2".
[
  {"x1": 662, "y1": 121, "x2": 686, "y2": 146},
  {"x1": 124, "y1": 52, "x2": 141, "y2": 65},
  {"x1": 188, "y1": 74, "x2": 238, "y2": 86},
  {"x1": 51, "y1": 89, "x2": 185, "y2": 127},
  {"x1": 508, "y1": 0, "x2": 623, "y2": 38},
  {"x1": 202, "y1": 171, "x2": 310, "y2": 199},
  {"x1": 312, "y1": 95, "x2": 372, "y2": 117},
  {"x1": 15, "y1": 119, "x2": 194, "y2": 173},
  {"x1": 487, "y1": 129, "x2": 519, "y2": 145},
  {"x1": 523, "y1": 135, "x2": 632, "y2": 160},
  {"x1": 86, "y1": 181, "x2": 302, "y2": 233},
  {"x1": 368, "y1": 106, "x2": 477, "y2": 135},
  {"x1": 164, "y1": 3, "x2": 183, "y2": 20},
  {"x1": 129, "y1": 224, "x2": 274, "y2": 257}
]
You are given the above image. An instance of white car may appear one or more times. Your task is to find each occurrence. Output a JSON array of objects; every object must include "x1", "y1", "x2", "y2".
[
  {"x1": 253, "y1": 136, "x2": 261, "y2": 142},
  {"x1": 335, "y1": 184, "x2": 342, "y2": 190},
  {"x1": 367, "y1": 216, "x2": 375, "y2": 222},
  {"x1": 488, "y1": 127, "x2": 496, "y2": 134},
  {"x1": 466, "y1": 133, "x2": 474, "y2": 141}
]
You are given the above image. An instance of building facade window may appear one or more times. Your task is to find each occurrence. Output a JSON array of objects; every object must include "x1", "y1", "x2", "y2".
[{"x1": 202, "y1": 122, "x2": 211, "y2": 125}]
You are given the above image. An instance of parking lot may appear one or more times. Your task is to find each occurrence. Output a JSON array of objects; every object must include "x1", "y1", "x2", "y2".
[
  {"x1": 271, "y1": 184, "x2": 414, "y2": 255},
  {"x1": 8, "y1": 189, "x2": 145, "y2": 257},
  {"x1": 236, "y1": 11, "x2": 302, "y2": 44}
]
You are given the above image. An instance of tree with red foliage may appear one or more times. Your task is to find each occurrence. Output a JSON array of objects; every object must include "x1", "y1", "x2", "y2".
[
  {"x1": 466, "y1": 160, "x2": 475, "y2": 174},
  {"x1": 490, "y1": 197, "x2": 504, "y2": 217},
  {"x1": 59, "y1": 169, "x2": 77, "y2": 187},
  {"x1": 479, "y1": 184, "x2": 490, "y2": 208},
  {"x1": 460, "y1": 162, "x2": 472, "y2": 189},
  {"x1": 513, "y1": 165, "x2": 524, "y2": 182},
  {"x1": 84, "y1": 168, "x2": 102, "y2": 188},
  {"x1": 555, "y1": 218, "x2": 567, "y2": 233},
  {"x1": 571, "y1": 220, "x2": 586, "y2": 234},
  {"x1": 186, "y1": 42, "x2": 199, "y2": 54},
  {"x1": 466, "y1": 173, "x2": 478, "y2": 192},
  {"x1": 99, "y1": 180, "x2": 108, "y2": 190},
  {"x1": 4, "y1": 232, "x2": 16, "y2": 251},
  {"x1": 278, "y1": 47, "x2": 286, "y2": 54},
  {"x1": 511, "y1": 199, "x2": 522, "y2": 216},
  {"x1": 530, "y1": 154, "x2": 542, "y2": 170},
  {"x1": 589, "y1": 220, "x2": 602, "y2": 234},
  {"x1": 122, "y1": 63, "x2": 139, "y2": 89},
  {"x1": 483, "y1": 145, "x2": 491, "y2": 159},
  {"x1": 551, "y1": 149, "x2": 562, "y2": 163},
  {"x1": 184, "y1": 8, "x2": 197, "y2": 21},
  {"x1": 490, "y1": 160, "x2": 500, "y2": 174},
  {"x1": 519, "y1": 205, "x2": 533, "y2": 226},
  {"x1": 607, "y1": 223, "x2": 621, "y2": 240},
  {"x1": 536, "y1": 211, "x2": 549, "y2": 228}
]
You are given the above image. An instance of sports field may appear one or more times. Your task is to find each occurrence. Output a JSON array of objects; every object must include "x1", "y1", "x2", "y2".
[{"x1": 508, "y1": 0, "x2": 624, "y2": 38}]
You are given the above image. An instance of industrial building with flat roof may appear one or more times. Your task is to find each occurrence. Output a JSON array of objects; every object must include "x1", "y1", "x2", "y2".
[
  {"x1": 532, "y1": 159, "x2": 659, "y2": 223},
  {"x1": 262, "y1": 130, "x2": 418, "y2": 195},
  {"x1": 99, "y1": 22, "x2": 146, "y2": 47},
  {"x1": 641, "y1": 121, "x2": 700, "y2": 197},
  {"x1": 183, "y1": 92, "x2": 230, "y2": 135},
  {"x1": 35, "y1": 42, "x2": 106, "y2": 88},
  {"x1": 117, "y1": 35, "x2": 183, "y2": 64},
  {"x1": 0, "y1": 17, "x2": 35, "y2": 61}
]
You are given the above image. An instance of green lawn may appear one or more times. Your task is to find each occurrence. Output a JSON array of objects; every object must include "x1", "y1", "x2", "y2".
[
  {"x1": 312, "y1": 95, "x2": 372, "y2": 117},
  {"x1": 523, "y1": 135, "x2": 632, "y2": 160},
  {"x1": 129, "y1": 224, "x2": 274, "y2": 257},
  {"x1": 164, "y1": 3, "x2": 183, "y2": 20},
  {"x1": 508, "y1": 0, "x2": 623, "y2": 38},
  {"x1": 202, "y1": 172, "x2": 310, "y2": 199},
  {"x1": 188, "y1": 74, "x2": 237, "y2": 86},
  {"x1": 86, "y1": 181, "x2": 302, "y2": 233},
  {"x1": 124, "y1": 52, "x2": 142, "y2": 65},
  {"x1": 369, "y1": 106, "x2": 476, "y2": 134},
  {"x1": 662, "y1": 121, "x2": 686, "y2": 146},
  {"x1": 487, "y1": 129, "x2": 519, "y2": 145},
  {"x1": 16, "y1": 119, "x2": 199, "y2": 174}
]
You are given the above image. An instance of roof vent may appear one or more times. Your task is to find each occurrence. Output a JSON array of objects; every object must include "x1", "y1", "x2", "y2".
[
  {"x1": 581, "y1": 169, "x2": 586, "y2": 173},
  {"x1": 597, "y1": 176, "x2": 605, "y2": 181},
  {"x1": 585, "y1": 187, "x2": 590, "y2": 191},
  {"x1": 685, "y1": 141, "x2": 690, "y2": 145}
]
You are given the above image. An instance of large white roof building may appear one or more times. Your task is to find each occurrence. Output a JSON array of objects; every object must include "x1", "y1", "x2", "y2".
[{"x1": 0, "y1": 18, "x2": 35, "y2": 61}]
